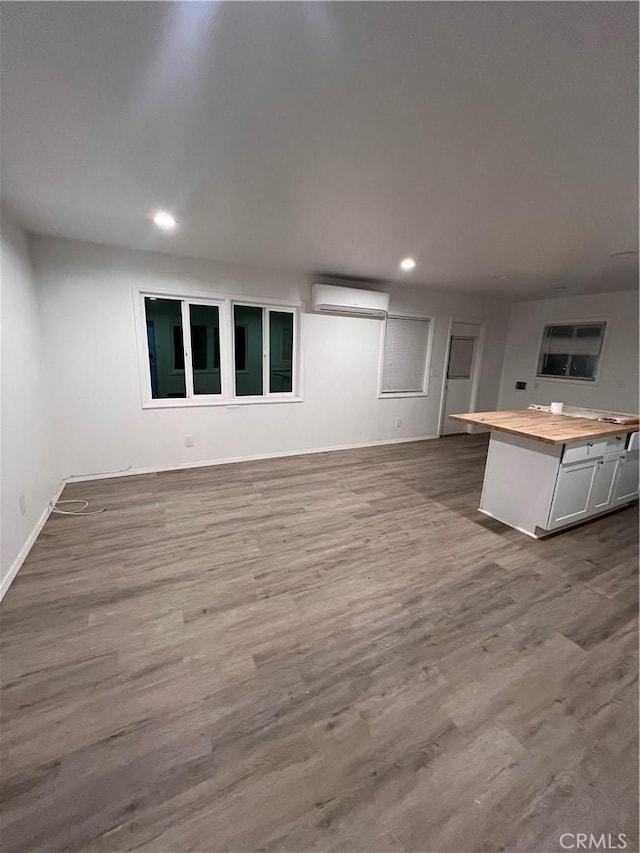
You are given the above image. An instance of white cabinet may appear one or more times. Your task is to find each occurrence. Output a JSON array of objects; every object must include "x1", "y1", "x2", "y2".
[
  {"x1": 548, "y1": 459, "x2": 599, "y2": 529},
  {"x1": 613, "y1": 451, "x2": 639, "y2": 504},
  {"x1": 479, "y1": 430, "x2": 638, "y2": 539},
  {"x1": 548, "y1": 447, "x2": 637, "y2": 531}
]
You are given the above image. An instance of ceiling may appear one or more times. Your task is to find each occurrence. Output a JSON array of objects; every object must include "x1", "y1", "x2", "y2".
[{"x1": 1, "y1": 2, "x2": 638, "y2": 298}]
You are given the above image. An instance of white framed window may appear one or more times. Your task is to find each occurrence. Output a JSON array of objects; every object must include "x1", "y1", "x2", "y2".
[
  {"x1": 232, "y1": 303, "x2": 297, "y2": 398},
  {"x1": 379, "y1": 315, "x2": 432, "y2": 397},
  {"x1": 537, "y1": 321, "x2": 606, "y2": 382},
  {"x1": 136, "y1": 289, "x2": 301, "y2": 407}
]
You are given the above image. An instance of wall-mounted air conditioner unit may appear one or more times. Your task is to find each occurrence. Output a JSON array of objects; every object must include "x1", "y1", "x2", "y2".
[{"x1": 311, "y1": 283, "x2": 390, "y2": 319}]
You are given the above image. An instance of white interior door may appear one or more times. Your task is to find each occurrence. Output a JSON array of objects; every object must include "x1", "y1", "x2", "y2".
[{"x1": 441, "y1": 325, "x2": 480, "y2": 435}]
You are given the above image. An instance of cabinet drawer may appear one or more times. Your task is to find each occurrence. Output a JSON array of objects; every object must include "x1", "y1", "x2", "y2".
[
  {"x1": 563, "y1": 435, "x2": 625, "y2": 463},
  {"x1": 562, "y1": 441, "x2": 591, "y2": 463},
  {"x1": 591, "y1": 434, "x2": 625, "y2": 457}
]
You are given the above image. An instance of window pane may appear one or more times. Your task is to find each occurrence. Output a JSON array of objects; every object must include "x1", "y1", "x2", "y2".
[
  {"x1": 189, "y1": 304, "x2": 221, "y2": 395},
  {"x1": 447, "y1": 337, "x2": 475, "y2": 378},
  {"x1": 575, "y1": 324, "x2": 603, "y2": 339},
  {"x1": 144, "y1": 297, "x2": 186, "y2": 398},
  {"x1": 547, "y1": 325, "x2": 575, "y2": 340},
  {"x1": 569, "y1": 354, "x2": 597, "y2": 379},
  {"x1": 574, "y1": 324, "x2": 604, "y2": 355},
  {"x1": 540, "y1": 352, "x2": 569, "y2": 376},
  {"x1": 269, "y1": 311, "x2": 293, "y2": 393},
  {"x1": 541, "y1": 327, "x2": 570, "y2": 356},
  {"x1": 234, "y1": 305, "x2": 263, "y2": 396}
]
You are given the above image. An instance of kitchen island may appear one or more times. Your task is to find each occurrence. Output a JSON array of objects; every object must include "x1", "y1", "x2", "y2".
[{"x1": 451, "y1": 409, "x2": 639, "y2": 537}]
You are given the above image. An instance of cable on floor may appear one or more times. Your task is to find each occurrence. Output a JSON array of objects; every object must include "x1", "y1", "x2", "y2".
[{"x1": 49, "y1": 499, "x2": 107, "y2": 516}]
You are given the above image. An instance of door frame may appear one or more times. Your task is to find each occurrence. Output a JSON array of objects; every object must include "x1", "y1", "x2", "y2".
[{"x1": 437, "y1": 317, "x2": 486, "y2": 436}]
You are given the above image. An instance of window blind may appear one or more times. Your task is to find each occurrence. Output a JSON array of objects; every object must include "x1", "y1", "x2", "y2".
[
  {"x1": 447, "y1": 337, "x2": 475, "y2": 378},
  {"x1": 540, "y1": 324, "x2": 605, "y2": 356},
  {"x1": 381, "y1": 317, "x2": 430, "y2": 393}
]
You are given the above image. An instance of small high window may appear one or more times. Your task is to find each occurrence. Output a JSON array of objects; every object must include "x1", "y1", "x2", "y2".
[{"x1": 537, "y1": 322, "x2": 606, "y2": 382}]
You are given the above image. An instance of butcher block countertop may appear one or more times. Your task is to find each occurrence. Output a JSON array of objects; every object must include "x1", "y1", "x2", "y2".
[{"x1": 450, "y1": 410, "x2": 639, "y2": 445}]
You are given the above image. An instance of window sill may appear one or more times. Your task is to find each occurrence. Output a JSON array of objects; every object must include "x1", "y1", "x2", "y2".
[
  {"x1": 535, "y1": 375, "x2": 599, "y2": 385},
  {"x1": 378, "y1": 391, "x2": 429, "y2": 399},
  {"x1": 142, "y1": 396, "x2": 304, "y2": 410}
]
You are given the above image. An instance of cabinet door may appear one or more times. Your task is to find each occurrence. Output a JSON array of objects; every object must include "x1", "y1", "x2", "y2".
[
  {"x1": 589, "y1": 454, "x2": 619, "y2": 512},
  {"x1": 548, "y1": 460, "x2": 598, "y2": 529},
  {"x1": 613, "y1": 451, "x2": 640, "y2": 504}
]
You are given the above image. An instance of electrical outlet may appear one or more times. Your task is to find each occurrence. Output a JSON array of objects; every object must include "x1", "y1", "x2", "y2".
[
  {"x1": 184, "y1": 435, "x2": 194, "y2": 447},
  {"x1": 533, "y1": 381, "x2": 540, "y2": 390},
  {"x1": 18, "y1": 494, "x2": 26, "y2": 516},
  {"x1": 515, "y1": 381, "x2": 527, "y2": 390},
  {"x1": 395, "y1": 418, "x2": 402, "y2": 428}
]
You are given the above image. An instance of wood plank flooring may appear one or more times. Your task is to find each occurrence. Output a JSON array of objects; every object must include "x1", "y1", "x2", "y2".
[{"x1": 1, "y1": 435, "x2": 638, "y2": 853}]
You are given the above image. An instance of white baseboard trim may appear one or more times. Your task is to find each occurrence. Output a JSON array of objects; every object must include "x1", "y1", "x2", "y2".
[
  {"x1": 0, "y1": 479, "x2": 66, "y2": 602},
  {"x1": 66, "y1": 434, "x2": 441, "y2": 483}
]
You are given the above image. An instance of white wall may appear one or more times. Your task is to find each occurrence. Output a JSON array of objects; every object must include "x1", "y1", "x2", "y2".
[
  {"x1": 31, "y1": 236, "x2": 510, "y2": 478},
  {"x1": 498, "y1": 289, "x2": 639, "y2": 413},
  {"x1": 1, "y1": 213, "x2": 60, "y2": 596}
]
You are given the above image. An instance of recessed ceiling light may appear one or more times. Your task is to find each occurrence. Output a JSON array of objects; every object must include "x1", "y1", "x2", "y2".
[
  {"x1": 399, "y1": 257, "x2": 416, "y2": 272},
  {"x1": 609, "y1": 250, "x2": 637, "y2": 259},
  {"x1": 152, "y1": 210, "x2": 178, "y2": 231},
  {"x1": 492, "y1": 274, "x2": 510, "y2": 281}
]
